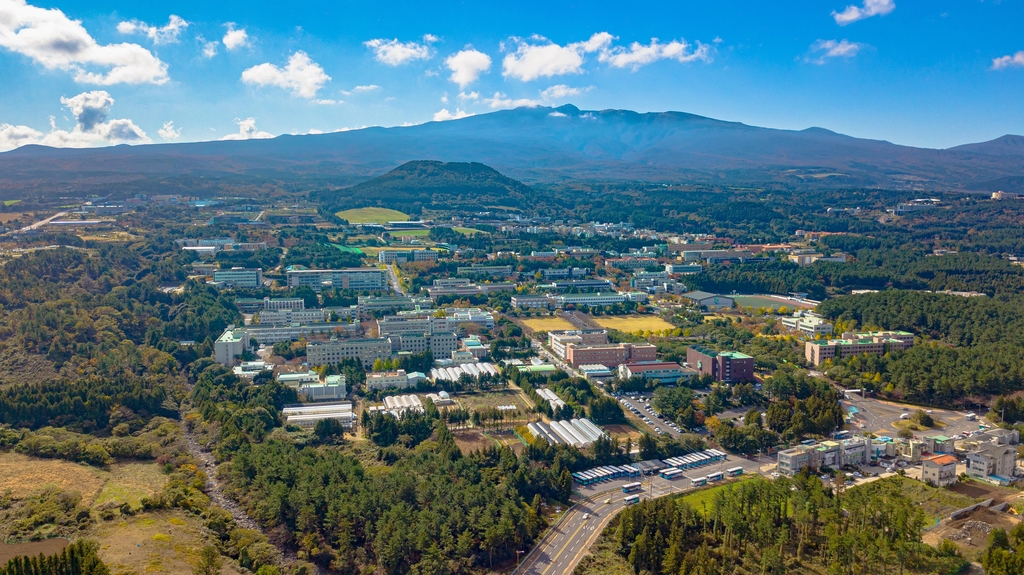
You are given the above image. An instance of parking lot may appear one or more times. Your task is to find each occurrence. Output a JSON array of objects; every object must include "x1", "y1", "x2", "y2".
[
  {"x1": 614, "y1": 393, "x2": 690, "y2": 438},
  {"x1": 842, "y1": 394, "x2": 984, "y2": 440}
]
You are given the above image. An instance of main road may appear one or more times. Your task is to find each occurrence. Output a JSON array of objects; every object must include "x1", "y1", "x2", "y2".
[{"x1": 516, "y1": 475, "x2": 693, "y2": 575}]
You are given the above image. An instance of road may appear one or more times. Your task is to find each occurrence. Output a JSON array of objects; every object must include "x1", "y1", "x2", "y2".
[
  {"x1": 16, "y1": 211, "x2": 67, "y2": 233},
  {"x1": 517, "y1": 475, "x2": 693, "y2": 575},
  {"x1": 387, "y1": 264, "x2": 405, "y2": 295},
  {"x1": 842, "y1": 394, "x2": 980, "y2": 439}
]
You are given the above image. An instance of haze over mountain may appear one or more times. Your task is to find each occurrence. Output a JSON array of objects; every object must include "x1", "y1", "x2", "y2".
[{"x1": 2, "y1": 104, "x2": 1023, "y2": 197}]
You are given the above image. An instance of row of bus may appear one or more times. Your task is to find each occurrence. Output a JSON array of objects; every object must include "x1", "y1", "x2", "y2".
[
  {"x1": 622, "y1": 467, "x2": 744, "y2": 505},
  {"x1": 689, "y1": 467, "x2": 744, "y2": 487},
  {"x1": 661, "y1": 449, "x2": 727, "y2": 470},
  {"x1": 571, "y1": 464, "x2": 643, "y2": 486}
]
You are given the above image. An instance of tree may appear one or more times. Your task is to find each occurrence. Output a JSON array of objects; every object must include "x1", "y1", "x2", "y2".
[
  {"x1": 911, "y1": 409, "x2": 934, "y2": 427},
  {"x1": 897, "y1": 427, "x2": 914, "y2": 440},
  {"x1": 638, "y1": 433, "x2": 659, "y2": 460},
  {"x1": 194, "y1": 546, "x2": 222, "y2": 575}
]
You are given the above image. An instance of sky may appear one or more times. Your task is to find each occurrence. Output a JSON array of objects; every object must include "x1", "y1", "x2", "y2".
[{"x1": 0, "y1": 0, "x2": 1022, "y2": 152}]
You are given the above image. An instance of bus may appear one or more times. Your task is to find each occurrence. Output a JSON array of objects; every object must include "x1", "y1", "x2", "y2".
[
  {"x1": 624, "y1": 494, "x2": 641, "y2": 505},
  {"x1": 622, "y1": 482, "x2": 643, "y2": 493},
  {"x1": 706, "y1": 471, "x2": 724, "y2": 482},
  {"x1": 691, "y1": 477, "x2": 707, "y2": 487},
  {"x1": 660, "y1": 468, "x2": 683, "y2": 480},
  {"x1": 726, "y1": 467, "x2": 744, "y2": 477}
]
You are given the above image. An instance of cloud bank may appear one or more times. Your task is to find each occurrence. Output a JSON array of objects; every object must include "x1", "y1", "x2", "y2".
[{"x1": 242, "y1": 52, "x2": 330, "y2": 98}]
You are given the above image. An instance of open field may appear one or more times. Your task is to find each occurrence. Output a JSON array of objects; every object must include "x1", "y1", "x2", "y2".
[
  {"x1": 336, "y1": 207, "x2": 409, "y2": 224},
  {"x1": 389, "y1": 229, "x2": 430, "y2": 237},
  {"x1": 681, "y1": 477, "x2": 754, "y2": 515},
  {"x1": 329, "y1": 243, "x2": 364, "y2": 254},
  {"x1": 455, "y1": 389, "x2": 530, "y2": 413},
  {"x1": 949, "y1": 480, "x2": 1024, "y2": 505},
  {"x1": 0, "y1": 453, "x2": 107, "y2": 501},
  {"x1": 0, "y1": 212, "x2": 29, "y2": 223},
  {"x1": 521, "y1": 317, "x2": 576, "y2": 332},
  {"x1": 734, "y1": 295, "x2": 815, "y2": 309},
  {"x1": 93, "y1": 463, "x2": 170, "y2": 510},
  {"x1": 87, "y1": 510, "x2": 245, "y2": 575},
  {"x1": 592, "y1": 315, "x2": 675, "y2": 332},
  {"x1": 453, "y1": 227, "x2": 487, "y2": 235},
  {"x1": 603, "y1": 424, "x2": 642, "y2": 442},
  {"x1": 0, "y1": 539, "x2": 69, "y2": 564},
  {"x1": 452, "y1": 429, "x2": 499, "y2": 454}
]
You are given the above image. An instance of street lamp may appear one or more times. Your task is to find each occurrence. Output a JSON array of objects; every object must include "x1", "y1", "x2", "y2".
[{"x1": 516, "y1": 550, "x2": 524, "y2": 570}]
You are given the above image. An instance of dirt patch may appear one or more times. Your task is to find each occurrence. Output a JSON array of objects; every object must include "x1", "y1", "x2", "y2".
[
  {"x1": 924, "y1": 508, "x2": 1020, "y2": 555},
  {"x1": 948, "y1": 481, "x2": 1023, "y2": 504},
  {"x1": 452, "y1": 429, "x2": 497, "y2": 454},
  {"x1": 0, "y1": 212, "x2": 30, "y2": 224},
  {"x1": 603, "y1": 424, "x2": 642, "y2": 442},
  {"x1": 87, "y1": 510, "x2": 245, "y2": 575},
  {"x1": 0, "y1": 539, "x2": 69, "y2": 563},
  {"x1": 0, "y1": 453, "x2": 107, "y2": 502}
]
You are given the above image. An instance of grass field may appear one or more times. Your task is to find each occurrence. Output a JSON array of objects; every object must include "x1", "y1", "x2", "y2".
[
  {"x1": 0, "y1": 212, "x2": 28, "y2": 223},
  {"x1": 329, "y1": 243, "x2": 364, "y2": 254},
  {"x1": 0, "y1": 452, "x2": 108, "y2": 501},
  {"x1": 389, "y1": 229, "x2": 430, "y2": 237},
  {"x1": 3, "y1": 200, "x2": 21, "y2": 206},
  {"x1": 681, "y1": 476, "x2": 754, "y2": 515},
  {"x1": 93, "y1": 463, "x2": 170, "y2": 510},
  {"x1": 733, "y1": 295, "x2": 815, "y2": 309},
  {"x1": 521, "y1": 317, "x2": 576, "y2": 332},
  {"x1": 336, "y1": 207, "x2": 409, "y2": 224},
  {"x1": 593, "y1": 315, "x2": 675, "y2": 332},
  {"x1": 453, "y1": 227, "x2": 487, "y2": 235},
  {"x1": 455, "y1": 389, "x2": 528, "y2": 413}
]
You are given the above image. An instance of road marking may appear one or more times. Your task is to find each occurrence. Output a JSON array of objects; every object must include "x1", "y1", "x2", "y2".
[{"x1": 540, "y1": 518, "x2": 589, "y2": 575}]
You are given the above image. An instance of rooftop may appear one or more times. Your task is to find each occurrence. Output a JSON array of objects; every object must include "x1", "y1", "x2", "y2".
[
  {"x1": 622, "y1": 362, "x2": 683, "y2": 372},
  {"x1": 924, "y1": 454, "x2": 958, "y2": 466}
]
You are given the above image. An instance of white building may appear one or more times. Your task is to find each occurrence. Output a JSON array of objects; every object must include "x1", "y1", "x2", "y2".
[
  {"x1": 299, "y1": 374, "x2": 347, "y2": 401},
  {"x1": 781, "y1": 313, "x2": 834, "y2": 336},
  {"x1": 215, "y1": 328, "x2": 250, "y2": 366},
  {"x1": 286, "y1": 268, "x2": 389, "y2": 291},
  {"x1": 277, "y1": 371, "x2": 321, "y2": 387},
  {"x1": 378, "y1": 249, "x2": 439, "y2": 264},
  {"x1": 306, "y1": 338, "x2": 393, "y2": 368},
  {"x1": 212, "y1": 268, "x2": 264, "y2": 288},
  {"x1": 367, "y1": 369, "x2": 415, "y2": 391},
  {"x1": 258, "y1": 308, "x2": 329, "y2": 324}
]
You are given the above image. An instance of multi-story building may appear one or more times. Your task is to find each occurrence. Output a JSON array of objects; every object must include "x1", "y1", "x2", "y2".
[
  {"x1": 214, "y1": 327, "x2": 249, "y2": 366},
  {"x1": 966, "y1": 444, "x2": 1018, "y2": 482},
  {"x1": 457, "y1": 265, "x2": 512, "y2": 277},
  {"x1": 921, "y1": 454, "x2": 958, "y2": 487},
  {"x1": 604, "y1": 257, "x2": 659, "y2": 271},
  {"x1": 566, "y1": 342, "x2": 657, "y2": 368},
  {"x1": 426, "y1": 282, "x2": 515, "y2": 299},
  {"x1": 287, "y1": 268, "x2": 389, "y2": 291},
  {"x1": 258, "y1": 308, "x2": 329, "y2": 324},
  {"x1": 687, "y1": 345, "x2": 754, "y2": 383},
  {"x1": 548, "y1": 279, "x2": 613, "y2": 292},
  {"x1": 377, "y1": 315, "x2": 438, "y2": 337},
  {"x1": 445, "y1": 308, "x2": 495, "y2": 329},
  {"x1": 548, "y1": 330, "x2": 609, "y2": 358},
  {"x1": 553, "y1": 292, "x2": 626, "y2": 307},
  {"x1": 617, "y1": 362, "x2": 696, "y2": 384},
  {"x1": 780, "y1": 313, "x2": 834, "y2": 336},
  {"x1": 277, "y1": 371, "x2": 321, "y2": 387},
  {"x1": 306, "y1": 338, "x2": 393, "y2": 367},
  {"x1": 243, "y1": 322, "x2": 357, "y2": 344},
  {"x1": 777, "y1": 437, "x2": 872, "y2": 475},
  {"x1": 234, "y1": 297, "x2": 305, "y2": 313},
  {"x1": 388, "y1": 332, "x2": 458, "y2": 358},
  {"x1": 681, "y1": 291, "x2": 733, "y2": 310},
  {"x1": 212, "y1": 268, "x2": 264, "y2": 288},
  {"x1": 357, "y1": 295, "x2": 433, "y2": 314},
  {"x1": 366, "y1": 369, "x2": 415, "y2": 391},
  {"x1": 378, "y1": 249, "x2": 439, "y2": 264},
  {"x1": 541, "y1": 267, "x2": 589, "y2": 280},
  {"x1": 511, "y1": 295, "x2": 556, "y2": 309},
  {"x1": 805, "y1": 331, "x2": 915, "y2": 366}
]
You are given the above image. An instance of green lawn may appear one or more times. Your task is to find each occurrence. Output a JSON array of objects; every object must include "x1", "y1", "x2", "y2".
[
  {"x1": 733, "y1": 295, "x2": 814, "y2": 309},
  {"x1": 328, "y1": 243, "x2": 364, "y2": 254},
  {"x1": 336, "y1": 207, "x2": 409, "y2": 224},
  {"x1": 453, "y1": 227, "x2": 487, "y2": 235},
  {"x1": 681, "y1": 476, "x2": 754, "y2": 515},
  {"x1": 3, "y1": 199, "x2": 21, "y2": 206},
  {"x1": 389, "y1": 229, "x2": 430, "y2": 237}
]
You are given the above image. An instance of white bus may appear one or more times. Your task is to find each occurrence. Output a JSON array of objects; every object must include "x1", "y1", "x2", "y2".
[
  {"x1": 726, "y1": 467, "x2": 744, "y2": 477},
  {"x1": 624, "y1": 494, "x2": 641, "y2": 505},
  {"x1": 622, "y1": 482, "x2": 643, "y2": 493},
  {"x1": 706, "y1": 471, "x2": 724, "y2": 482}
]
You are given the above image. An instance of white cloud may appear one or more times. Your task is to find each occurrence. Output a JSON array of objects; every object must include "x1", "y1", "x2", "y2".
[
  {"x1": 158, "y1": 120, "x2": 180, "y2": 140},
  {"x1": 117, "y1": 15, "x2": 188, "y2": 44},
  {"x1": 307, "y1": 128, "x2": 323, "y2": 134},
  {"x1": 539, "y1": 84, "x2": 588, "y2": 100},
  {"x1": 0, "y1": 90, "x2": 149, "y2": 150},
  {"x1": 340, "y1": 84, "x2": 380, "y2": 96},
  {"x1": 482, "y1": 92, "x2": 542, "y2": 110},
  {"x1": 457, "y1": 91, "x2": 479, "y2": 101},
  {"x1": 502, "y1": 32, "x2": 613, "y2": 81},
  {"x1": 0, "y1": 123, "x2": 43, "y2": 150},
  {"x1": 832, "y1": 0, "x2": 895, "y2": 25},
  {"x1": 222, "y1": 23, "x2": 249, "y2": 50},
  {"x1": 807, "y1": 39, "x2": 865, "y2": 64},
  {"x1": 220, "y1": 118, "x2": 273, "y2": 140},
  {"x1": 433, "y1": 108, "x2": 472, "y2": 121},
  {"x1": 364, "y1": 35, "x2": 436, "y2": 65},
  {"x1": 313, "y1": 99, "x2": 340, "y2": 105},
  {"x1": 440, "y1": 94, "x2": 448, "y2": 103},
  {"x1": 548, "y1": 111, "x2": 567, "y2": 118},
  {"x1": 992, "y1": 51, "x2": 1024, "y2": 70},
  {"x1": 201, "y1": 39, "x2": 218, "y2": 58},
  {"x1": 0, "y1": 0, "x2": 169, "y2": 85},
  {"x1": 241, "y1": 52, "x2": 330, "y2": 98},
  {"x1": 445, "y1": 48, "x2": 491, "y2": 88},
  {"x1": 598, "y1": 38, "x2": 712, "y2": 70}
]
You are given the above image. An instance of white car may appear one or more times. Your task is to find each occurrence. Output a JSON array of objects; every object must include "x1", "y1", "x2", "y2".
[{"x1": 582, "y1": 513, "x2": 590, "y2": 520}]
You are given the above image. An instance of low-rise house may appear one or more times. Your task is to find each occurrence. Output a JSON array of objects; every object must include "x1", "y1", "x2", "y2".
[{"x1": 921, "y1": 454, "x2": 958, "y2": 487}]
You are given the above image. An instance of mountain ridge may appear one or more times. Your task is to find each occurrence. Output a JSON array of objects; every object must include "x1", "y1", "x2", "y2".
[{"x1": 1, "y1": 105, "x2": 1022, "y2": 195}]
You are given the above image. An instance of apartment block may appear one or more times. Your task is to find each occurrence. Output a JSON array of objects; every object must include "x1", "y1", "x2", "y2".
[
  {"x1": 212, "y1": 268, "x2": 264, "y2": 288},
  {"x1": 286, "y1": 268, "x2": 389, "y2": 291},
  {"x1": 805, "y1": 331, "x2": 915, "y2": 366},
  {"x1": 687, "y1": 345, "x2": 754, "y2": 383},
  {"x1": 306, "y1": 338, "x2": 393, "y2": 368},
  {"x1": 921, "y1": 454, "x2": 958, "y2": 487}
]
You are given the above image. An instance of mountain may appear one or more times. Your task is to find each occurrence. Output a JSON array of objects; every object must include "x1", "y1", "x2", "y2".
[
  {"x1": 1, "y1": 104, "x2": 1023, "y2": 196},
  {"x1": 315, "y1": 160, "x2": 540, "y2": 213}
]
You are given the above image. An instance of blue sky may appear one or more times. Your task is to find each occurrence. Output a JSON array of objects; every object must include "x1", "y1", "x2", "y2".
[{"x1": 1, "y1": 0, "x2": 1022, "y2": 151}]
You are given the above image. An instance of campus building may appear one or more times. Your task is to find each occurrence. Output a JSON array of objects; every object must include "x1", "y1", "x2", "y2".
[
  {"x1": 805, "y1": 331, "x2": 915, "y2": 366},
  {"x1": 681, "y1": 291, "x2": 733, "y2": 310},
  {"x1": 456, "y1": 265, "x2": 512, "y2": 277},
  {"x1": 214, "y1": 327, "x2": 249, "y2": 366},
  {"x1": 776, "y1": 437, "x2": 872, "y2": 475},
  {"x1": 617, "y1": 362, "x2": 696, "y2": 384},
  {"x1": 234, "y1": 297, "x2": 305, "y2": 313},
  {"x1": 565, "y1": 342, "x2": 657, "y2": 368},
  {"x1": 258, "y1": 308, "x2": 329, "y2": 324},
  {"x1": 378, "y1": 249, "x2": 439, "y2": 264},
  {"x1": 780, "y1": 313, "x2": 834, "y2": 336},
  {"x1": 548, "y1": 330, "x2": 609, "y2": 358},
  {"x1": 687, "y1": 345, "x2": 754, "y2": 384},
  {"x1": 366, "y1": 369, "x2": 420, "y2": 391},
  {"x1": 357, "y1": 295, "x2": 433, "y2": 314},
  {"x1": 306, "y1": 338, "x2": 393, "y2": 368},
  {"x1": 286, "y1": 268, "x2": 389, "y2": 291},
  {"x1": 212, "y1": 268, "x2": 264, "y2": 288},
  {"x1": 387, "y1": 332, "x2": 458, "y2": 357}
]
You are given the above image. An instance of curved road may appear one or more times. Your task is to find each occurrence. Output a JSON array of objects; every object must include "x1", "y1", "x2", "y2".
[{"x1": 516, "y1": 475, "x2": 692, "y2": 574}]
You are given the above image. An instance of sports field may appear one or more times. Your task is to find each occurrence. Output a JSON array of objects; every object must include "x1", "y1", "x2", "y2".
[
  {"x1": 336, "y1": 207, "x2": 409, "y2": 224},
  {"x1": 453, "y1": 227, "x2": 487, "y2": 235},
  {"x1": 390, "y1": 229, "x2": 430, "y2": 237},
  {"x1": 521, "y1": 317, "x2": 575, "y2": 331},
  {"x1": 593, "y1": 315, "x2": 675, "y2": 332},
  {"x1": 329, "y1": 244, "x2": 364, "y2": 254},
  {"x1": 733, "y1": 295, "x2": 815, "y2": 309}
]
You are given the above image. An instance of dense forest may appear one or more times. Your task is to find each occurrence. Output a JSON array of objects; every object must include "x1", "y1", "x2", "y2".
[
  {"x1": 603, "y1": 475, "x2": 966, "y2": 575},
  {"x1": 818, "y1": 291, "x2": 1024, "y2": 405},
  {"x1": 0, "y1": 540, "x2": 110, "y2": 575}
]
